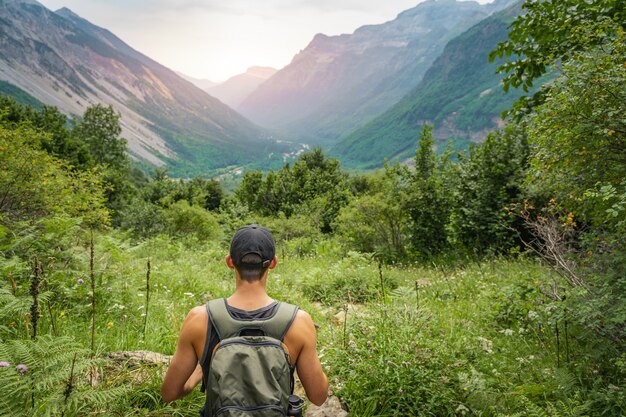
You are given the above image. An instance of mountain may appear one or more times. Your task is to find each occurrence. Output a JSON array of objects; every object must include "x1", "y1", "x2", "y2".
[
  {"x1": 206, "y1": 66, "x2": 277, "y2": 109},
  {"x1": 237, "y1": 0, "x2": 515, "y2": 146},
  {"x1": 0, "y1": 0, "x2": 283, "y2": 177},
  {"x1": 330, "y1": 2, "x2": 535, "y2": 168},
  {"x1": 175, "y1": 71, "x2": 218, "y2": 90}
]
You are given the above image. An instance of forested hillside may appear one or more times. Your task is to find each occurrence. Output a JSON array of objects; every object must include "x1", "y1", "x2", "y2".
[
  {"x1": 238, "y1": 0, "x2": 513, "y2": 146},
  {"x1": 332, "y1": 2, "x2": 530, "y2": 168},
  {"x1": 0, "y1": 1, "x2": 624, "y2": 416}
]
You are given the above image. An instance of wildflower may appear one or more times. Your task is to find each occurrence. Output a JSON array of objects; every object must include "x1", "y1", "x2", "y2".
[
  {"x1": 456, "y1": 404, "x2": 470, "y2": 415},
  {"x1": 16, "y1": 364, "x2": 28, "y2": 373},
  {"x1": 527, "y1": 310, "x2": 539, "y2": 320},
  {"x1": 0, "y1": 361, "x2": 9, "y2": 367},
  {"x1": 77, "y1": 279, "x2": 84, "y2": 285},
  {"x1": 500, "y1": 329, "x2": 514, "y2": 336},
  {"x1": 398, "y1": 388, "x2": 404, "y2": 394},
  {"x1": 328, "y1": 389, "x2": 334, "y2": 396},
  {"x1": 106, "y1": 321, "x2": 114, "y2": 329},
  {"x1": 477, "y1": 337, "x2": 493, "y2": 354}
]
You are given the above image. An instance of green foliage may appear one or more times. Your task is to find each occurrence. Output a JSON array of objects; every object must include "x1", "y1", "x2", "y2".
[
  {"x1": 74, "y1": 105, "x2": 128, "y2": 171},
  {"x1": 490, "y1": 0, "x2": 626, "y2": 113},
  {"x1": 525, "y1": 35, "x2": 626, "y2": 219},
  {"x1": 0, "y1": 82, "x2": 44, "y2": 110},
  {"x1": 519, "y1": 34, "x2": 626, "y2": 349},
  {"x1": 0, "y1": 336, "x2": 128, "y2": 416},
  {"x1": 163, "y1": 200, "x2": 222, "y2": 241},
  {"x1": 235, "y1": 148, "x2": 351, "y2": 233},
  {"x1": 450, "y1": 125, "x2": 529, "y2": 252},
  {"x1": 0, "y1": 125, "x2": 109, "y2": 227},
  {"x1": 406, "y1": 125, "x2": 451, "y2": 257},
  {"x1": 0, "y1": 95, "x2": 92, "y2": 169}
]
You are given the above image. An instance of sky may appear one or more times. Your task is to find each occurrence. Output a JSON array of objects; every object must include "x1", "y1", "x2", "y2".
[{"x1": 38, "y1": 0, "x2": 494, "y2": 82}]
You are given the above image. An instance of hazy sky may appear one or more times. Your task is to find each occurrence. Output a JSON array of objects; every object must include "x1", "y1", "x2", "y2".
[{"x1": 38, "y1": 0, "x2": 494, "y2": 82}]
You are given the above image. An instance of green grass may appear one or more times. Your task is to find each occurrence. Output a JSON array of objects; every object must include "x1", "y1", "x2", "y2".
[{"x1": 1, "y1": 229, "x2": 623, "y2": 416}]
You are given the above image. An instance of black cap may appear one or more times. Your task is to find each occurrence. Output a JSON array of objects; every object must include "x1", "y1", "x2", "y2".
[{"x1": 230, "y1": 224, "x2": 275, "y2": 268}]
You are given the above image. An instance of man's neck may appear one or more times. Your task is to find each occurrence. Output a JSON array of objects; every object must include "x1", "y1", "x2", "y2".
[{"x1": 227, "y1": 278, "x2": 273, "y2": 310}]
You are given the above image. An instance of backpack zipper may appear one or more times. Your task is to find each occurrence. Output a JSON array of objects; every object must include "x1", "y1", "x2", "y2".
[{"x1": 215, "y1": 339, "x2": 284, "y2": 351}]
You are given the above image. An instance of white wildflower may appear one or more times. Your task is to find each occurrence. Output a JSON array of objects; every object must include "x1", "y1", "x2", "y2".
[
  {"x1": 527, "y1": 310, "x2": 539, "y2": 320},
  {"x1": 477, "y1": 337, "x2": 493, "y2": 354}
]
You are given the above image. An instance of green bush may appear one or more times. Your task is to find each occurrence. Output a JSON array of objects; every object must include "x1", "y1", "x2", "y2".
[{"x1": 163, "y1": 200, "x2": 221, "y2": 241}]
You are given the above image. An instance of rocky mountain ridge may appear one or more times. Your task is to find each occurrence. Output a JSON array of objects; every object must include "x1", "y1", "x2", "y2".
[
  {"x1": 206, "y1": 66, "x2": 277, "y2": 109},
  {"x1": 237, "y1": 0, "x2": 516, "y2": 145},
  {"x1": 0, "y1": 0, "x2": 280, "y2": 176}
]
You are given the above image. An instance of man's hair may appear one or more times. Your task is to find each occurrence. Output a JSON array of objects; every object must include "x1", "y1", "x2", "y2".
[{"x1": 236, "y1": 253, "x2": 269, "y2": 282}]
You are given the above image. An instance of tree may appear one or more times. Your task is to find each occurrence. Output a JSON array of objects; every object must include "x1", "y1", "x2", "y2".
[
  {"x1": 334, "y1": 166, "x2": 409, "y2": 260},
  {"x1": 234, "y1": 148, "x2": 350, "y2": 232},
  {"x1": 406, "y1": 125, "x2": 450, "y2": 258},
  {"x1": 0, "y1": 124, "x2": 109, "y2": 227},
  {"x1": 73, "y1": 104, "x2": 133, "y2": 215},
  {"x1": 451, "y1": 125, "x2": 529, "y2": 252},
  {"x1": 524, "y1": 35, "x2": 626, "y2": 218},
  {"x1": 0, "y1": 96, "x2": 91, "y2": 168},
  {"x1": 74, "y1": 104, "x2": 128, "y2": 171},
  {"x1": 490, "y1": 0, "x2": 626, "y2": 112}
]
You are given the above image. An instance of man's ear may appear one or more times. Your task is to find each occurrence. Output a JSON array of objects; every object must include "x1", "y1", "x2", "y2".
[
  {"x1": 268, "y1": 255, "x2": 278, "y2": 270},
  {"x1": 225, "y1": 255, "x2": 235, "y2": 269}
]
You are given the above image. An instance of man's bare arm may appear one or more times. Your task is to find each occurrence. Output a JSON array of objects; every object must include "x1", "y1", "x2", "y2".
[
  {"x1": 293, "y1": 311, "x2": 328, "y2": 406},
  {"x1": 161, "y1": 306, "x2": 205, "y2": 402}
]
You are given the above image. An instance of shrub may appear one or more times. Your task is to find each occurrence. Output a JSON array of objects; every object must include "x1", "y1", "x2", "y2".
[{"x1": 163, "y1": 200, "x2": 221, "y2": 241}]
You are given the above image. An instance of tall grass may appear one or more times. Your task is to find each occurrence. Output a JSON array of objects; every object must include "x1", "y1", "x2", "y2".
[{"x1": 2, "y1": 230, "x2": 624, "y2": 415}]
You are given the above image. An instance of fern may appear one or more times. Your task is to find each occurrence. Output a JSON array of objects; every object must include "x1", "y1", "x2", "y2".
[
  {"x1": 0, "y1": 335, "x2": 129, "y2": 416},
  {"x1": 515, "y1": 395, "x2": 591, "y2": 417}
]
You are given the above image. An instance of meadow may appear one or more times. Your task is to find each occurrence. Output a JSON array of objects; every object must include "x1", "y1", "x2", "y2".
[{"x1": 2, "y1": 227, "x2": 622, "y2": 416}]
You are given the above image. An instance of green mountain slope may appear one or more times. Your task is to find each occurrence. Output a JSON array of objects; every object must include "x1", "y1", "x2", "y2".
[
  {"x1": 0, "y1": 80, "x2": 43, "y2": 109},
  {"x1": 238, "y1": 0, "x2": 515, "y2": 146},
  {"x1": 331, "y1": 2, "x2": 537, "y2": 168}
]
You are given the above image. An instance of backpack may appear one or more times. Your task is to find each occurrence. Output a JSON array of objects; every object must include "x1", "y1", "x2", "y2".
[{"x1": 205, "y1": 298, "x2": 299, "y2": 417}]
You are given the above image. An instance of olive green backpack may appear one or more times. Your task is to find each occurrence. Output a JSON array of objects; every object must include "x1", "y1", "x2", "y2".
[{"x1": 205, "y1": 299, "x2": 299, "y2": 417}]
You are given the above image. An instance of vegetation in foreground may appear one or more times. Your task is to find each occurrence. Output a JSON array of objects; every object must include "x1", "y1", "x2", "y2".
[{"x1": 2, "y1": 230, "x2": 624, "y2": 416}]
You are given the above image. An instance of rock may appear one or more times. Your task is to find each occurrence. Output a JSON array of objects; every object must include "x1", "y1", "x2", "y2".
[
  {"x1": 306, "y1": 396, "x2": 348, "y2": 417},
  {"x1": 107, "y1": 350, "x2": 171, "y2": 367},
  {"x1": 333, "y1": 310, "x2": 347, "y2": 325},
  {"x1": 332, "y1": 304, "x2": 365, "y2": 325}
]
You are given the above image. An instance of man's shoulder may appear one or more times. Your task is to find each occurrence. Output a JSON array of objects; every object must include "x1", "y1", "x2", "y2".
[
  {"x1": 289, "y1": 308, "x2": 316, "y2": 334},
  {"x1": 188, "y1": 304, "x2": 207, "y2": 318},
  {"x1": 182, "y1": 305, "x2": 208, "y2": 330}
]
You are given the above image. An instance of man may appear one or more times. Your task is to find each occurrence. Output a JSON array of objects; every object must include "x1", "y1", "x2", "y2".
[{"x1": 161, "y1": 224, "x2": 328, "y2": 414}]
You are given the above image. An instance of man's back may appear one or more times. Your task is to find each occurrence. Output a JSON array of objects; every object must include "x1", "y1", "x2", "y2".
[{"x1": 161, "y1": 224, "x2": 327, "y2": 412}]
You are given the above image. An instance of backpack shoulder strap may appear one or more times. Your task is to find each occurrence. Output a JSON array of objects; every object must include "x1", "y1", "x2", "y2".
[
  {"x1": 264, "y1": 301, "x2": 299, "y2": 341},
  {"x1": 207, "y1": 298, "x2": 298, "y2": 340}
]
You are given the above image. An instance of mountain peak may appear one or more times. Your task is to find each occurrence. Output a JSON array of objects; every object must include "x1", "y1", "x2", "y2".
[
  {"x1": 55, "y1": 7, "x2": 80, "y2": 19},
  {"x1": 3, "y1": 0, "x2": 45, "y2": 7},
  {"x1": 246, "y1": 66, "x2": 277, "y2": 78}
]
